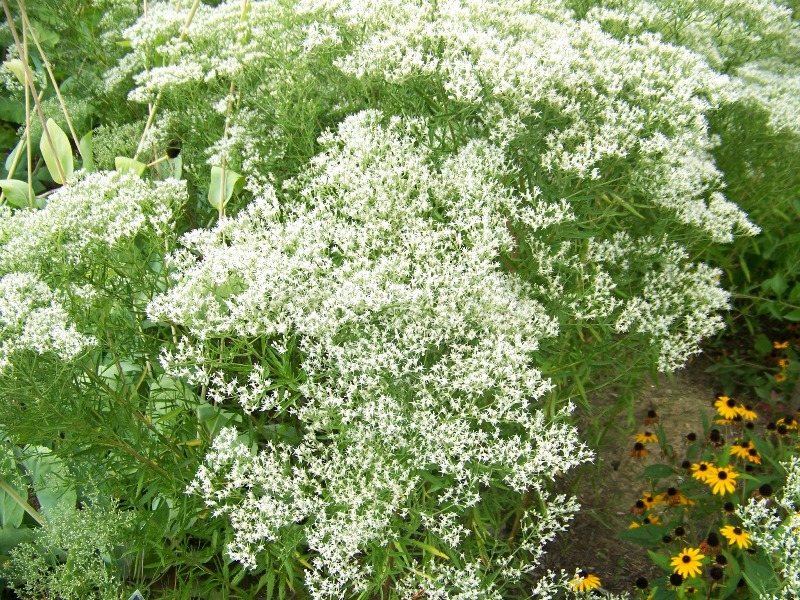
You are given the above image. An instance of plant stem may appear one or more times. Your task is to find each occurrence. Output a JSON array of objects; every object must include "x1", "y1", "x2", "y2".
[{"x1": 0, "y1": 477, "x2": 46, "y2": 526}]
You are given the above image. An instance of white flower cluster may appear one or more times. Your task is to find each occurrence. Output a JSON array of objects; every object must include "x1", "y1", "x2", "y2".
[
  {"x1": 733, "y1": 58, "x2": 800, "y2": 135},
  {"x1": 593, "y1": 234, "x2": 731, "y2": 371},
  {"x1": 738, "y1": 457, "x2": 800, "y2": 599},
  {"x1": 0, "y1": 171, "x2": 184, "y2": 271},
  {"x1": 0, "y1": 171, "x2": 185, "y2": 372},
  {"x1": 0, "y1": 272, "x2": 94, "y2": 372},
  {"x1": 587, "y1": 0, "x2": 796, "y2": 71},
  {"x1": 298, "y1": 0, "x2": 755, "y2": 242},
  {"x1": 154, "y1": 111, "x2": 592, "y2": 596}
]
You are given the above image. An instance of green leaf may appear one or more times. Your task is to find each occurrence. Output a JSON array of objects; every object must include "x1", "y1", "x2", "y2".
[
  {"x1": 0, "y1": 480, "x2": 25, "y2": 529},
  {"x1": 762, "y1": 273, "x2": 787, "y2": 297},
  {"x1": 156, "y1": 154, "x2": 182, "y2": 180},
  {"x1": 742, "y1": 553, "x2": 780, "y2": 596},
  {"x1": 3, "y1": 59, "x2": 25, "y2": 85},
  {"x1": 40, "y1": 118, "x2": 73, "y2": 184},
  {"x1": 115, "y1": 156, "x2": 146, "y2": 176},
  {"x1": 5, "y1": 138, "x2": 25, "y2": 174},
  {"x1": 21, "y1": 446, "x2": 76, "y2": 519},
  {"x1": 641, "y1": 464, "x2": 674, "y2": 481},
  {"x1": 79, "y1": 131, "x2": 95, "y2": 172},
  {"x1": 754, "y1": 334, "x2": 773, "y2": 356},
  {"x1": 784, "y1": 308, "x2": 800, "y2": 322},
  {"x1": 0, "y1": 526, "x2": 35, "y2": 554},
  {"x1": 0, "y1": 98, "x2": 25, "y2": 124},
  {"x1": 616, "y1": 523, "x2": 670, "y2": 547},
  {"x1": 0, "y1": 178, "x2": 30, "y2": 208},
  {"x1": 208, "y1": 166, "x2": 244, "y2": 210},
  {"x1": 647, "y1": 549, "x2": 672, "y2": 572}
]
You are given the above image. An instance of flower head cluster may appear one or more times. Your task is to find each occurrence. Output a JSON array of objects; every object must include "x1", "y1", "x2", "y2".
[{"x1": 157, "y1": 111, "x2": 593, "y2": 596}]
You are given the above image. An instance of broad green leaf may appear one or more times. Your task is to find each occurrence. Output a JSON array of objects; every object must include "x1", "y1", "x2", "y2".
[
  {"x1": 156, "y1": 154, "x2": 182, "y2": 180},
  {"x1": 208, "y1": 165, "x2": 244, "y2": 210},
  {"x1": 0, "y1": 98, "x2": 25, "y2": 124},
  {"x1": 0, "y1": 179, "x2": 30, "y2": 208},
  {"x1": 30, "y1": 21, "x2": 60, "y2": 47},
  {"x1": 4, "y1": 138, "x2": 25, "y2": 173},
  {"x1": 21, "y1": 446, "x2": 76, "y2": 518},
  {"x1": 0, "y1": 526, "x2": 35, "y2": 554},
  {"x1": 641, "y1": 464, "x2": 674, "y2": 481},
  {"x1": 646, "y1": 549, "x2": 672, "y2": 571},
  {"x1": 754, "y1": 333, "x2": 773, "y2": 356},
  {"x1": 79, "y1": 131, "x2": 95, "y2": 172},
  {"x1": 0, "y1": 479, "x2": 25, "y2": 529},
  {"x1": 40, "y1": 118, "x2": 73, "y2": 184},
  {"x1": 115, "y1": 156, "x2": 146, "y2": 176},
  {"x1": 616, "y1": 523, "x2": 670, "y2": 546},
  {"x1": 784, "y1": 308, "x2": 800, "y2": 322},
  {"x1": 3, "y1": 59, "x2": 25, "y2": 85},
  {"x1": 742, "y1": 553, "x2": 780, "y2": 596}
]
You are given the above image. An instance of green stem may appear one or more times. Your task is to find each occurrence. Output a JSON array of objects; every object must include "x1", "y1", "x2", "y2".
[{"x1": 0, "y1": 477, "x2": 46, "y2": 526}]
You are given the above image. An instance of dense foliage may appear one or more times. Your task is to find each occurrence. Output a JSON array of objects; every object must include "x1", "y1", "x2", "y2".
[{"x1": 0, "y1": 0, "x2": 798, "y2": 598}]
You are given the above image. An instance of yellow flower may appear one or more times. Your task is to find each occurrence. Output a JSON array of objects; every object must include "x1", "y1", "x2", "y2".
[
  {"x1": 706, "y1": 465, "x2": 738, "y2": 495},
  {"x1": 570, "y1": 571, "x2": 601, "y2": 592},
  {"x1": 736, "y1": 404, "x2": 758, "y2": 421},
  {"x1": 778, "y1": 357, "x2": 790, "y2": 369},
  {"x1": 714, "y1": 395, "x2": 739, "y2": 420},
  {"x1": 775, "y1": 371, "x2": 787, "y2": 383},
  {"x1": 730, "y1": 440, "x2": 753, "y2": 460},
  {"x1": 774, "y1": 340, "x2": 790, "y2": 349},
  {"x1": 634, "y1": 431, "x2": 659, "y2": 444},
  {"x1": 691, "y1": 461, "x2": 714, "y2": 482},
  {"x1": 670, "y1": 547, "x2": 705, "y2": 579},
  {"x1": 720, "y1": 525, "x2": 751, "y2": 549}
]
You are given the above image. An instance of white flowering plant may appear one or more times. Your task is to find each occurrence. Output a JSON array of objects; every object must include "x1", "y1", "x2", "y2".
[{"x1": 0, "y1": 0, "x2": 797, "y2": 597}]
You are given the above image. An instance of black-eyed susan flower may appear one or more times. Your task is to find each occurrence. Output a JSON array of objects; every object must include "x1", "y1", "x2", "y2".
[
  {"x1": 777, "y1": 415, "x2": 798, "y2": 430},
  {"x1": 707, "y1": 465, "x2": 738, "y2": 495},
  {"x1": 756, "y1": 483, "x2": 773, "y2": 498},
  {"x1": 714, "y1": 396, "x2": 739, "y2": 420},
  {"x1": 634, "y1": 431, "x2": 658, "y2": 444},
  {"x1": 709, "y1": 566, "x2": 724, "y2": 581},
  {"x1": 730, "y1": 440, "x2": 753, "y2": 460},
  {"x1": 746, "y1": 447, "x2": 761, "y2": 464},
  {"x1": 777, "y1": 358, "x2": 789, "y2": 369},
  {"x1": 641, "y1": 492, "x2": 660, "y2": 510},
  {"x1": 669, "y1": 573, "x2": 684, "y2": 587},
  {"x1": 691, "y1": 461, "x2": 714, "y2": 482},
  {"x1": 775, "y1": 371, "x2": 787, "y2": 383},
  {"x1": 708, "y1": 429, "x2": 725, "y2": 446},
  {"x1": 699, "y1": 532, "x2": 721, "y2": 556},
  {"x1": 631, "y1": 442, "x2": 648, "y2": 458},
  {"x1": 635, "y1": 576, "x2": 649, "y2": 590},
  {"x1": 661, "y1": 487, "x2": 693, "y2": 506},
  {"x1": 736, "y1": 403, "x2": 758, "y2": 421},
  {"x1": 570, "y1": 570, "x2": 601, "y2": 592},
  {"x1": 644, "y1": 409, "x2": 659, "y2": 425},
  {"x1": 631, "y1": 499, "x2": 647, "y2": 515},
  {"x1": 670, "y1": 547, "x2": 705, "y2": 579},
  {"x1": 720, "y1": 525, "x2": 751, "y2": 549},
  {"x1": 723, "y1": 501, "x2": 736, "y2": 515},
  {"x1": 774, "y1": 340, "x2": 790, "y2": 350}
]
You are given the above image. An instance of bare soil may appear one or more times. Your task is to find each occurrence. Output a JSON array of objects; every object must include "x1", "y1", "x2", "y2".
[{"x1": 541, "y1": 357, "x2": 720, "y2": 594}]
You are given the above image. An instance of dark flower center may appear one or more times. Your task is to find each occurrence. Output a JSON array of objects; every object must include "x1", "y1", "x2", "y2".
[
  {"x1": 718, "y1": 471, "x2": 728, "y2": 480},
  {"x1": 733, "y1": 527, "x2": 742, "y2": 535},
  {"x1": 727, "y1": 399, "x2": 736, "y2": 407},
  {"x1": 682, "y1": 555, "x2": 691, "y2": 563}
]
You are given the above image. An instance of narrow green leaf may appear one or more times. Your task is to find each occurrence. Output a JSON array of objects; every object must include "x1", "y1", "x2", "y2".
[
  {"x1": 0, "y1": 479, "x2": 26, "y2": 529},
  {"x1": 784, "y1": 308, "x2": 800, "y2": 322},
  {"x1": 0, "y1": 179, "x2": 30, "y2": 208},
  {"x1": 40, "y1": 118, "x2": 73, "y2": 184},
  {"x1": 79, "y1": 131, "x2": 95, "y2": 172},
  {"x1": 208, "y1": 165, "x2": 244, "y2": 210},
  {"x1": 616, "y1": 523, "x2": 670, "y2": 546},
  {"x1": 115, "y1": 157, "x2": 147, "y2": 176}
]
